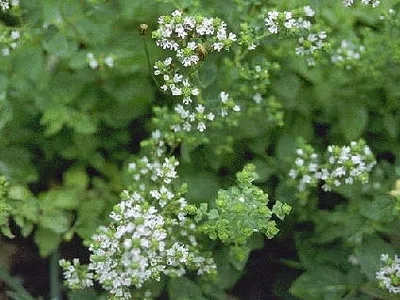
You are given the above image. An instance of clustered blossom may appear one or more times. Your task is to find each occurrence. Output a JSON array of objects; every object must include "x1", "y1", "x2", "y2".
[
  {"x1": 219, "y1": 91, "x2": 241, "y2": 118},
  {"x1": 331, "y1": 40, "x2": 365, "y2": 69},
  {"x1": 239, "y1": 64, "x2": 273, "y2": 105},
  {"x1": 152, "y1": 10, "x2": 237, "y2": 68},
  {"x1": 86, "y1": 52, "x2": 114, "y2": 69},
  {"x1": 376, "y1": 254, "x2": 400, "y2": 294},
  {"x1": 128, "y1": 155, "x2": 179, "y2": 192},
  {"x1": 154, "y1": 57, "x2": 200, "y2": 105},
  {"x1": 153, "y1": 55, "x2": 242, "y2": 134},
  {"x1": 59, "y1": 259, "x2": 94, "y2": 290},
  {"x1": 153, "y1": 57, "x2": 216, "y2": 133},
  {"x1": 173, "y1": 103, "x2": 215, "y2": 133},
  {"x1": 319, "y1": 141, "x2": 376, "y2": 191},
  {"x1": 295, "y1": 31, "x2": 328, "y2": 66},
  {"x1": 264, "y1": 6, "x2": 315, "y2": 35},
  {"x1": 289, "y1": 146, "x2": 320, "y2": 192},
  {"x1": 61, "y1": 155, "x2": 216, "y2": 299},
  {"x1": 151, "y1": 11, "x2": 241, "y2": 136},
  {"x1": 343, "y1": 0, "x2": 380, "y2": 7},
  {"x1": 265, "y1": 6, "x2": 329, "y2": 66},
  {"x1": 1, "y1": 29, "x2": 22, "y2": 57},
  {"x1": 289, "y1": 140, "x2": 376, "y2": 192},
  {"x1": 0, "y1": 0, "x2": 18, "y2": 11}
]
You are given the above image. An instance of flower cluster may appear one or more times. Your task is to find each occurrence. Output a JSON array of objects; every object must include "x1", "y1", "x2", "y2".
[
  {"x1": 219, "y1": 91, "x2": 241, "y2": 118},
  {"x1": 1, "y1": 29, "x2": 22, "y2": 57},
  {"x1": 59, "y1": 259, "x2": 94, "y2": 290},
  {"x1": 376, "y1": 254, "x2": 400, "y2": 294},
  {"x1": 343, "y1": 0, "x2": 380, "y2": 8},
  {"x1": 86, "y1": 52, "x2": 114, "y2": 69},
  {"x1": 320, "y1": 140, "x2": 376, "y2": 191},
  {"x1": 154, "y1": 57, "x2": 200, "y2": 104},
  {"x1": 234, "y1": 62, "x2": 284, "y2": 126},
  {"x1": 127, "y1": 155, "x2": 179, "y2": 192},
  {"x1": 264, "y1": 6, "x2": 315, "y2": 35},
  {"x1": 289, "y1": 145, "x2": 320, "y2": 192},
  {"x1": 238, "y1": 63, "x2": 275, "y2": 104},
  {"x1": 173, "y1": 103, "x2": 215, "y2": 133},
  {"x1": 295, "y1": 31, "x2": 328, "y2": 66},
  {"x1": 152, "y1": 10, "x2": 237, "y2": 68},
  {"x1": 153, "y1": 56, "x2": 242, "y2": 134},
  {"x1": 331, "y1": 40, "x2": 365, "y2": 69},
  {"x1": 0, "y1": 0, "x2": 18, "y2": 11},
  {"x1": 153, "y1": 57, "x2": 216, "y2": 133},
  {"x1": 265, "y1": 6, "x2": 329, "y2": 66},
  {"x1": 289, "y1": 140, "x2": 376, "y2": 192},
  {"x1": 61, "y1": 155, "x2": 216, "y2": 298}
]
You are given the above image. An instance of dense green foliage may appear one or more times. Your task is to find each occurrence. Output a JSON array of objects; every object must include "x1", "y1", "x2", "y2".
[{"x1": 0, "y1": 0, "x2": 400, "y2": 299}]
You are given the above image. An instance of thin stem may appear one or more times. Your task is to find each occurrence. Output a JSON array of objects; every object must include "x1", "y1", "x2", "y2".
[
  {"x1": 50, "y1": 250, "x2": 61, "y2": 300},
  {"x1": 142, "y1": 36, "x2": 161, "y2": 90}
]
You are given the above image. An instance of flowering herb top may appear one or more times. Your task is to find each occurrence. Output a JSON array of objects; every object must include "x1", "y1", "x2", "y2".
[
  {"x1": 289, "y1": 139, "x2": 376, "y2": 192},
  {"x1": 152, "y1": 10, "x2": 237, "y2": 67},
  {"x1": 376, "y1": 254, "x2": 400, "y2": 294}
]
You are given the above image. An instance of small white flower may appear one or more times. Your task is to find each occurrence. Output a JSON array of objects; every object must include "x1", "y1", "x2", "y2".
[
  {"x1": 197, "y1": 122, "x2": 206, "y2": 132},
  {"x1": 10, "y1": 30, "x2": 20, "y2": 40},
  {"x1": 303, "y1": 6, "x2": 315, "y2": 17},
  {"x1": 220, "y1": 91, "x2": 229, "y2": 103},
  {"x1": 105, "y1": 56, "x2": 114, "y2": 67}
]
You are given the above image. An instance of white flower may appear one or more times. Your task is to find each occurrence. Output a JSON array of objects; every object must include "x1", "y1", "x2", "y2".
[
  {"x1": 303, "y1": 6, "x2": 315, "y2": 17},
  {"x1": 170, "y1": 85, "x2": 182, "y2": 96},
  {"x1": 197, "y1": 122, "x2": 206, "y2": 132},
  {"x1": 220, "y1": 91, "x2": 229, "y2": 103},
  {"x1": 10, "y1": 30, "x2": 20, "y2": 40},
  {"x1": 268, "y1": 11, "x2": 279, "y2": 19},
  {"x1": 233, "y1": 105, "x2": 241, "y2": 112},
  {"x1": 213, "y1": 42, "x2": 224, "y2": 52},
  {"x1": 253, "y1": 93, "x2": 263, "y2": 104},
  {"x1": 195, "y1": 104, "x2": 205, "y2": 114},
  {"x1": 105, "y1": 56, "x2": 114, "y2": 67}
]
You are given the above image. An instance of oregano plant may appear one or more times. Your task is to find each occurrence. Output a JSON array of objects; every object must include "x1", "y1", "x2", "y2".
[{"x1": 0, "y1": 0, "x2": 399, "y2": 299}]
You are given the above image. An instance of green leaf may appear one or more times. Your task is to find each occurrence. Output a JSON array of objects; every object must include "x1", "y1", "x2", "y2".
[
  {"x1": 198, "y1": 59, "x2": 217, "y2": 88},
  {"x1": 383, "y1": 114, "x2": 398, "y2": 138},
  {"x1": 39, "y1": 209, "x2": 71, "y2": 234},
  {"x1": 359, "y1": 195, "x2": 395, "y2": 222},
  {"x1": 34, "y1": 227, "x2": 61, "y2": 257},
  {"x1": 42, "y1": 32, "x2": 75, "y2": 57},
  {"x1": 49, "y1": 72, "x2": 86, "y2": 104},
  {"x1": 253, "y1": 158, "x2": 275, "y2": 183},
  {"x1": 357, "y1": 235, "x2": 396, "y2": 281},
  {"x1": 213, "y1": 248, "x2": 243, "y2": 289},
  {"x1": 13, "y1": 47, "x2": 45, "y2": 81},
  {"x1": 0, "y1": 148, "x2": 38, "y2": 183},
  {"x1": 42, "y1": 0, "x2": 63, "y2": 26},
  {"x1": 290, "y1": 267, "x2": 347, "y2": 300},
  {"x1": 64, "y1": 166, "x2": 89, "y2": 191},
  {"x1": 70, "y1": 112, "x2": 97, "y2": 135},
  {"x1": 276, "y1": 135, "x2": 297, "y2": 161},
  {"x1": 339, "y1": 105, "x2": 368, "y2": 141},
  {"x1": 40, "y1": 104, "x2": 70, "y2": 135},
  {"x1": 168, "y1": 277, "x2": 206, "y2": 300},
  {"x1": 41, "y1": 188, "x2": 80, "y2": 210},
  {"x1": 119, "y1": 0, "x2": 159, "y2": 21}
]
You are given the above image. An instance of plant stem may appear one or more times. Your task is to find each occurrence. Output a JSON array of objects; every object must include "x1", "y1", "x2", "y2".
[
  {"x1": 142, "y1": 36, "x2": 161, "y2": 90},
  {"x1": 49, "y1": 249, "x2": 61, "y2": 300}
]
